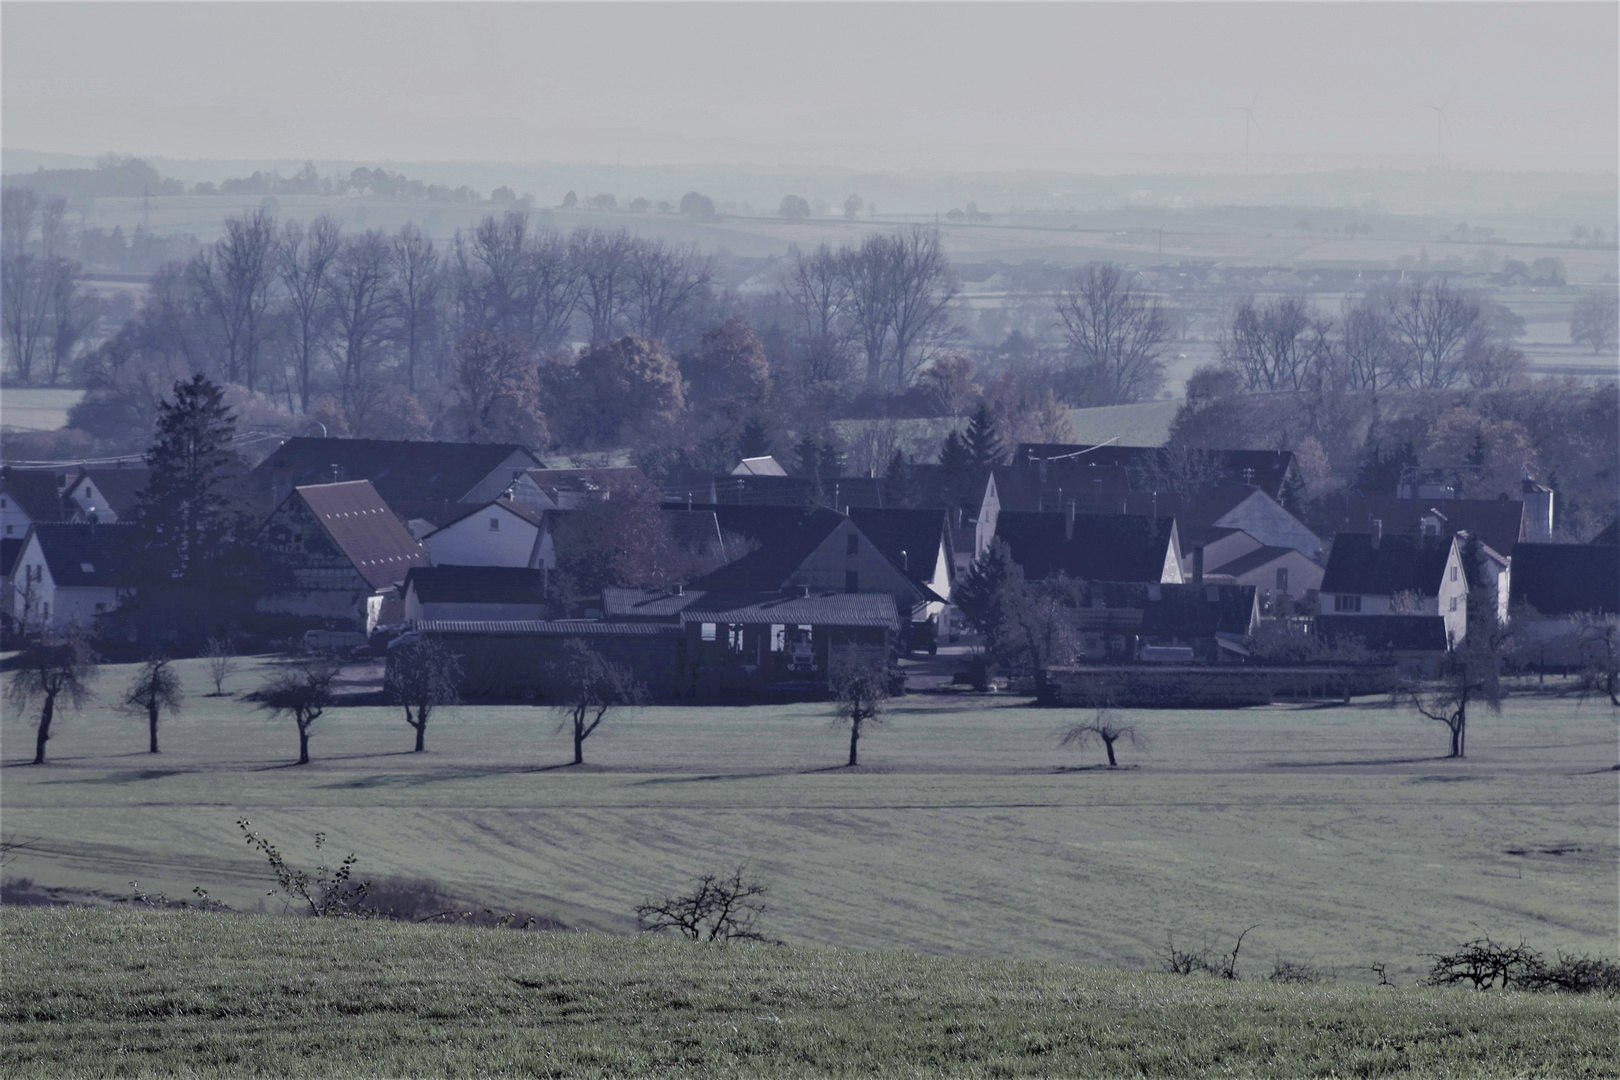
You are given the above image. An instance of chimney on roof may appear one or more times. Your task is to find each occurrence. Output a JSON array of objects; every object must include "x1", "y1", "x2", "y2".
[
  {"x1": 1371, "y1": 518, "x2": 1383, "y2": 549},
  {"x1": 673, "y1": 583, "x2": 684, "y2": 596},
  {"x1": 798, "y1": 584, "x2": 812, "y2": 599},
  {"x1": 1065, "y1": 498, "x2": 1076, "y2": 542},
  {"x1": 1193, "y1": 545, "x2": 1204, "y2": 584}
]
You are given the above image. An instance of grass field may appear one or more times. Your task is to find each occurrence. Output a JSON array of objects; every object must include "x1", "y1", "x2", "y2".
[
  {"x1": 0, "y1": 386, "x2": 85, "y2": 433},
  {"x1": 4, "y1": 655, "x2": 1614, "y2": 987},
  {"x1": 3, "y1": 908, "x2": 1616, "y2": 1079}
]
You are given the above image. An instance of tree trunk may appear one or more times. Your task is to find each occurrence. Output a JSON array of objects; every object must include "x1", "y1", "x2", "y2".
[
  {"x1": 414, "y1": 721, "x2": 425, "y2": 753},
  {"x1": 574, "y1": 723, "x2": 585, "y2": 766},
  {"x1": 1104, "y1": 737, "x2": 1117, "y2": 767},
  {"x1": 847, "y1": 719, "x2": 861, "y2": 767},
  {"x1": 33, "y1": 696, "x2": 54, "y2": 765},
  {"x1": 298, "y1": 721, "x2": 311, "y2": 766},
  {"x1": 148, "y1": 701, "x2": 160, "y2": 754}
]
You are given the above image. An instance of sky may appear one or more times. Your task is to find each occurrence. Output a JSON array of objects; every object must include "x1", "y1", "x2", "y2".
[{"x1": 3, "y1": 2, "x2": 1616, "y2": 175}]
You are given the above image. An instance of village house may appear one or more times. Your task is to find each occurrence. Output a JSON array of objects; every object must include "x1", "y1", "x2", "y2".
[
  {"x1": 248, "y1": 437, "x2": 545, "y2": 515},
  {"x1": 256, "y1": 480, "x2": 430, "y2": 628},
  {"x1": 1318, "y1": 528, "x2": 1470, "y2": 646},
  {"x1": 0, "y1": 467, "x2": 65, "y2": 540},
  {"x1": 1315, "y1": 614, "x2": 1451, "y2": 674},
  {"x1": 1202, "y1": 544, "x2": 1325, "y2": 614},
  {"x1": 60, "y1": 466, "x2": 149, "y2": 524},
  {"x1": 1012, "y1": 443, "x2": 1297, "y2": 499},
  {"x1": 7, "y1": 523, "x2": 137, "y2": 629},
  {"x1": 403, "y1": 566, "x2": 549, "y2": 622},
  {"x1": 507, "y1": 466, "x2": 651, "y2": 512},
  {"x1": 987, "y1": 506, "x2": 1184, "y2": 584},
  {"x1": 1329, "y1": 496, "x2": 1529, "y2": 556},
  {"x1": 1066, "y1": 581, "x2": 1259, "y2": 663},
  {"x1": 423, "y1": 499, "x2": 549, "y2": 568},
  {"x1": 1506, "y1": 542, "x2": 1620, "y2": 665}
]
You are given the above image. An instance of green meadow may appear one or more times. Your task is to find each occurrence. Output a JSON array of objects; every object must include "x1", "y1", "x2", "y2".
[{"x1": 4, "y1": 655, "x2": 1614, "y2": 986}]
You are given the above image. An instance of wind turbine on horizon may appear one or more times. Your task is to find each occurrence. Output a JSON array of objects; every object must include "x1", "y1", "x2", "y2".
[
  {"x1": 1421, "y1": 96, "x2": 1452, "y2": 168},
  {"x1": 1234, "y1": 95, "x2": 1262, "y2": 175}
]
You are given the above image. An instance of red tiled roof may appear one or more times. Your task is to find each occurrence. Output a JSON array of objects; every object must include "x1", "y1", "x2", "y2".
[{"x1": 297, "y1": 481, "x2": 429, "y2": 589}]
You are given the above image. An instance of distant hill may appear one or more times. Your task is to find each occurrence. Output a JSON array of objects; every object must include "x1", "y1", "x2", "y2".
[{"x1": 1, "y1": 155, "x2": 183, "y2": 200}]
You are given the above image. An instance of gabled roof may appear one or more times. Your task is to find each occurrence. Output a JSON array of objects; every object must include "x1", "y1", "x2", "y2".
[
  {"x1": 65, "y1": 468, "x2": 150, "y2": 518},
  {"x1": 1509, "y1": 544, "x2": 1620, "y2": 617},
  {"x1": 1179, "y1": 525, "x2": 1243, "y2": 556},
  {"x1": 254, "y1": 438, "x2": 542, "y2": 504},
  {"x1": 1086, "y1": 581, "x2": 1257, "y2": 638},
  {"x1": 526, "y1": 466, "x2": 648, "y2": 502},
  {"x1": 1319, "y1": 533, "x2": 1454, "y2": 596},
  {"x1": 987, "y1": 463, "x2": 1185, "y2": 518},
  {"x1": 28, "y1": 523, "x2": 137, "y2": 588},
  {"x1": 731, "y1": 456, "x2": 787, "y2": 476},
  {"x1": 1011, "y1": 444, "x2": 1294, "y2": 499},
  {"x1": 847, "y1": 508, "x2": 953, "y2": 586},
  {"x1": 405, "y1": 565, "x2": 547, "y2": 605},
  {"x1": 674, "y1": 504, "x2": 847, "y2": 591},
  {"x1": 1209, "y1": 545, "x2": 1303, "y2": 578},
  {"x1": 0, "y1": 469, "x2": 64, "y2": 523},
  {"x1": 1316, "y1": 614, "x2": 1449, "y2": 653},
  {"x1": 994, "y1": 511, "x2": 1178, "y2": 583},
  {"x1": 430, "y1": 498, "x2": 546, "y2": 535},
  {"x1": 602, "y1": 588, "x2": 899, "y2": 630},
  {"x1": 296, "y1": 481, "x2": 430, "y2": 589},
  {"x1": 704, "y1": 474, "x2": 888, "y2": 509},
  {"x1": 665, "y1": 509, "x2": 722, "y2": 553},
  {"x1": 1334, "y1": 497, "x2": 1527, "y2": 556}
]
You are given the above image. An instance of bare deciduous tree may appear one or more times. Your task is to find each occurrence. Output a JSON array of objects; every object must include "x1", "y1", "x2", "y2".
[
  {"x1": 1383, "y1": 278, "x2": 1485, "y2": 389},
  {"x1": 202, "y1": 635, "x2": 237, "y2": 696},
  {"x1": 884, "y1": 226, "x2": 960, "y2": 390},
  {"x1": 1060, "y1": 706, "x2": 1145, "y2": 767},
  {"x1": 389, "y1": 222, "x2": 440, "y2": 394},
  {"x1": 6, "y1": 631, "x2": 97, "y2": 765},
  {"x1": 190, "y1": 209, "x2": 277, "y2": 390},
  {"x1": 571, "y1": 226, "x2": 637, "y2": 343},
  {"x1": 277, "y1": 215, "x2": 341, "y2": 411},
  {"x1": 247, "y1": 660, "x2": 338, "y2": 765},
  {"x1": 1219, "y1": 294, "x2": 1330, "y2": 394},
  {"x1": 326, "y1": 229, "x2": 396, "y2": 430},
  {"x1": 626, "y1": 237, "x2": 713, "y2": 346},
  {"x1": 120, "y1": 655, "x2": 184, "y2": 754},
  {"x1": 635, "y1": 866, "x2": 775, "y2": 943},
  {"x1": 549, "y1": 639, "x2": 647, "y2": 765},
  {"x1": 384, "y1": 634, "x2": 463, "y2": 752},
  {"x1": 830, "y1": 651, "x2": 891, "y2": 767},
  {"x1": 1053, "y1": 263, "x2": 1171, "y2": 404},
  {"x1": 1396, "y1": 588, "x2": 1506, "y2": 757},
  {"x1": 1570, "y1": 291, "x2": 1619, "y2": 355},
  {"x1": 2, "y1": 187, "x2": 52, "y2": 385}
]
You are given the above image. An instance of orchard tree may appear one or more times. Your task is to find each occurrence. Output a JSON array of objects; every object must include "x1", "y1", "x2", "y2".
[
  {"x1": 1053, "y1": 263, "x2": 1171, "y2": 404},
  {"x1": 120, "y1": 655, "x2": 183, "y2": 754},
  {"x1": 1061, "y1": 706, "x2": 1144, "y2": 768},
  {"x1": 1570, "y1": 292, "x2": 1618, "y2": 355},
  {"x1": 248, "y1": 661, "x2": 339, "y2": 765},
  {"x1": 7, "y1": 631, "x2": 97, "y2": 765},
  {"x1": 1397, "y1": 587, "x2": 1507, "y2": 758},
  {"x1": 384, "y1": 635, "x2": 463, "y2": 752},
  {"x1": 549, "y1": 639, "x2": 647, "y2": 766},
  {"x1": 779, "y1": 195, "x2": 811, "y2": 222},
  {"x1": 830, "y1": 651, "x2": 891, "y2": 767}
]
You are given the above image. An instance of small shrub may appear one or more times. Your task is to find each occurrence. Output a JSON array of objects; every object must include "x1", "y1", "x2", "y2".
[
  {"x1": 636, "y1": 867, "x2": 776, "y2": 943},
  {"x1": 1267, "y1": 959, "x2": 1324, "y2": 984}
]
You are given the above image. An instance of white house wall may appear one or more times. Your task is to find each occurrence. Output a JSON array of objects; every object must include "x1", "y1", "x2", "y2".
[
  {"x1": 427, "y1": 507, "x2": 542, "y2": 567},
  {"x1": 1213, "y1": 492, "x2": 1322, "y2": 560}
]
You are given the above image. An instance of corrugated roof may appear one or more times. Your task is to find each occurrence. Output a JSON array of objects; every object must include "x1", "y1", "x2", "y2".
[
  {"x1": 297, "y1": 481, "x2": 430, "y2": 589},
  {"x1": 684, "y1": 505, "x2": 847, "y2": 591},
  {"x1": 1509, "y1": 543, "x2": 1620, "y2": 616},
  {"x1": 994, "y1": 511, "x2": 1178, "y2": 583},
  {"x1": 415, "y1": 619, "x2": 681, "y2": 637},
  {"x1": 1319, "y1": 533, "x2": 1454, "y2": 596},
  {"x1": 29, "y1": 523, "x2": 137, "y2": 587},
  {"x1": 254, "y1": 437, "x2": 542, "y2": 504}
]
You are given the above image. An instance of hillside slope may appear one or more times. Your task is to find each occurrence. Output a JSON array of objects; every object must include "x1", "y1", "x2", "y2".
[{"x1": 2, "y1": 908, "x2": 1613, "y2": 1078}]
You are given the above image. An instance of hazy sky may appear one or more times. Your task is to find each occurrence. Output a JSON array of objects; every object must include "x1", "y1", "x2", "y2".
[{"x1": 4, "y1": 2, "x2": 1616, "y2": 174}]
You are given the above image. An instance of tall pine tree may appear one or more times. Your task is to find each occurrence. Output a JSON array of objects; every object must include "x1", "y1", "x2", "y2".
[
  {"x1": 883, "y1": 450, "x2": 920, "y2": 509},
  {"x1": 965, "y1": 403, "x2": 1005, "y2": 471},
  {"x1": 126, "y1": 375, "x2": 258, "y2": 645},
  {"x1": 938, "y1": 429, "x2": 977, "y2": 511}
]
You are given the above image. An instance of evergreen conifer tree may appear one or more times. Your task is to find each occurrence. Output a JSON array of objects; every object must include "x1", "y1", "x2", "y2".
[
  {"x1": 965, "y1": 403, "x2": 1005, "y2": 470},
  {"x1": 883, "y1": 450, "x2": 920, "y2": 509},
  {"x1": 792, "y1": 434, "x2": 821, "y2": 478},
  {"x1": 735, "y1": 416, "x2": 774, "y2": 461},
  {"x1": 938, "y1": 430, "x2": 977, "y2": 510}
]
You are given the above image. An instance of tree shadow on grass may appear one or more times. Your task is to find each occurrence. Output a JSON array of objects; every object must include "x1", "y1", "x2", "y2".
[
  {"x1": 34, "y1": 769, "x2": 190, "y2": 785},
  {"x1": 1266, "y1": 755, "x2": 1456, "y2": 769}
]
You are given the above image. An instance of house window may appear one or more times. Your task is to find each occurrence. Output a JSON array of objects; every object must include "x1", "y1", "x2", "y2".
[
  {"x1": 846, "y1": 533, "x2": 859, "y2": 556},
  {"x1": 489, "y1": 517, "x2": 500, "y2": 531},
  {"x1": 3, "y1": 526, "x2": 10, "y2": 536},
  {"x1": 1276, "y1": 568, "x2": 1288, "y2": 594},
  {"x1": 94, "y1": 603, "x2": 105, "y2": 613},
  {"x1": 1449, "y1": 565, "x2": 1458, "y2": 582},
  {"x1": 1449, "y1": 596, "x2": 1458, "y2": 612},
  {"x1": 845, "y1": 571, "x2": 859, "y2": 593},
  {"x1": 770, "y1": 625, "x2": 785, "y2": 652},
  {"x1": 1334, "y1": 594, "x2": 1362, "y2": 612},
  {"x1": 701, "y1": 623, "x2": 717, "y2": 642},
  {"x1": 727, "y1": 625, "x2": 745, "y2": 652}
]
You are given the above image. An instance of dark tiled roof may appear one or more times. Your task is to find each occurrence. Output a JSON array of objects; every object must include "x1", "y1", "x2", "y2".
[
  {"x1": 527, "y1": 467, "x2": 648, "y2": 501},
  {"x1": 29, "y1": 523, "x2": 137, "y2": 587},
  {"x1": 994, "y1": 511, "x2": 1178, "y2": 583},
  {"x1": 0, "y1": 469, "x2": 64, "y2": 523},
  {"x1": 1334, "y1": 497, "x2": 1527, "y2": 556},
  {"x1": 1179, "y1": 525, "x2": 1242, "y2": 557},
  {"x1": 433, "y1": 498, "x2": 547, "y2": 532},
  {"x1": 847, "y1": 508, "x2": 953, "y2": 586},
  {"x1": 1209, "y1": 545, "x2": 1300, "y2": 578},
  {"x1": 1, "y1": 537, "x2": 24, "y2": 577},
  {"x1": 405, "y1": 566, "x2": 547, "y2": 605},
  {"x1": 1319, "y1": 533, "x2": 1453, "y2": 597},
  {"x1": 665, "y1": 509, "x2": 721, "y2": 552},
  {"x1": 1088, "y1": 581, "x2": 1256, "y2": 638},
  {"x1": 601, "y1": 588, "x2": 899, "y2": 630},
  {"x1": 1012, "y1": 444, "x2": 1295, "y2": 498},
  {"x1": 254, "y1": 438, "x2": 542, "y2": 504},
  {"x1": 1509, "y1": 544, "x2": 1620, "y2": 617},
  {"x1": 677, "y1": 505, "x2": 847, "y2": 591},
  {"x1": 1592, "y1": 520, "x2": 1618, "y2": 545},
  {"x1": 1316, "y1": 615, "x2": 1449, "y2": 653},
  {"x1": 415, "y1": 619, "x2": 681, "y2": 637},
  {"x1": 297, "y1": 481, "x2": 430, "y2": 589},
  {"x1": 704, "y1": 474, "x2": 888, "y2": 509},
  {"x1": 68, "y1": 468, "x2": 150, "y2": 518}
]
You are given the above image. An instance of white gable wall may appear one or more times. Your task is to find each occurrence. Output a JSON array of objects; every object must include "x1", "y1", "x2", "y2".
[
  {"x1": 426, "y1": 505, "x2": 543, "y2": 567},
  {"x1": 1211, "y1": 491, "x2": 1322, "y2": 560}
]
